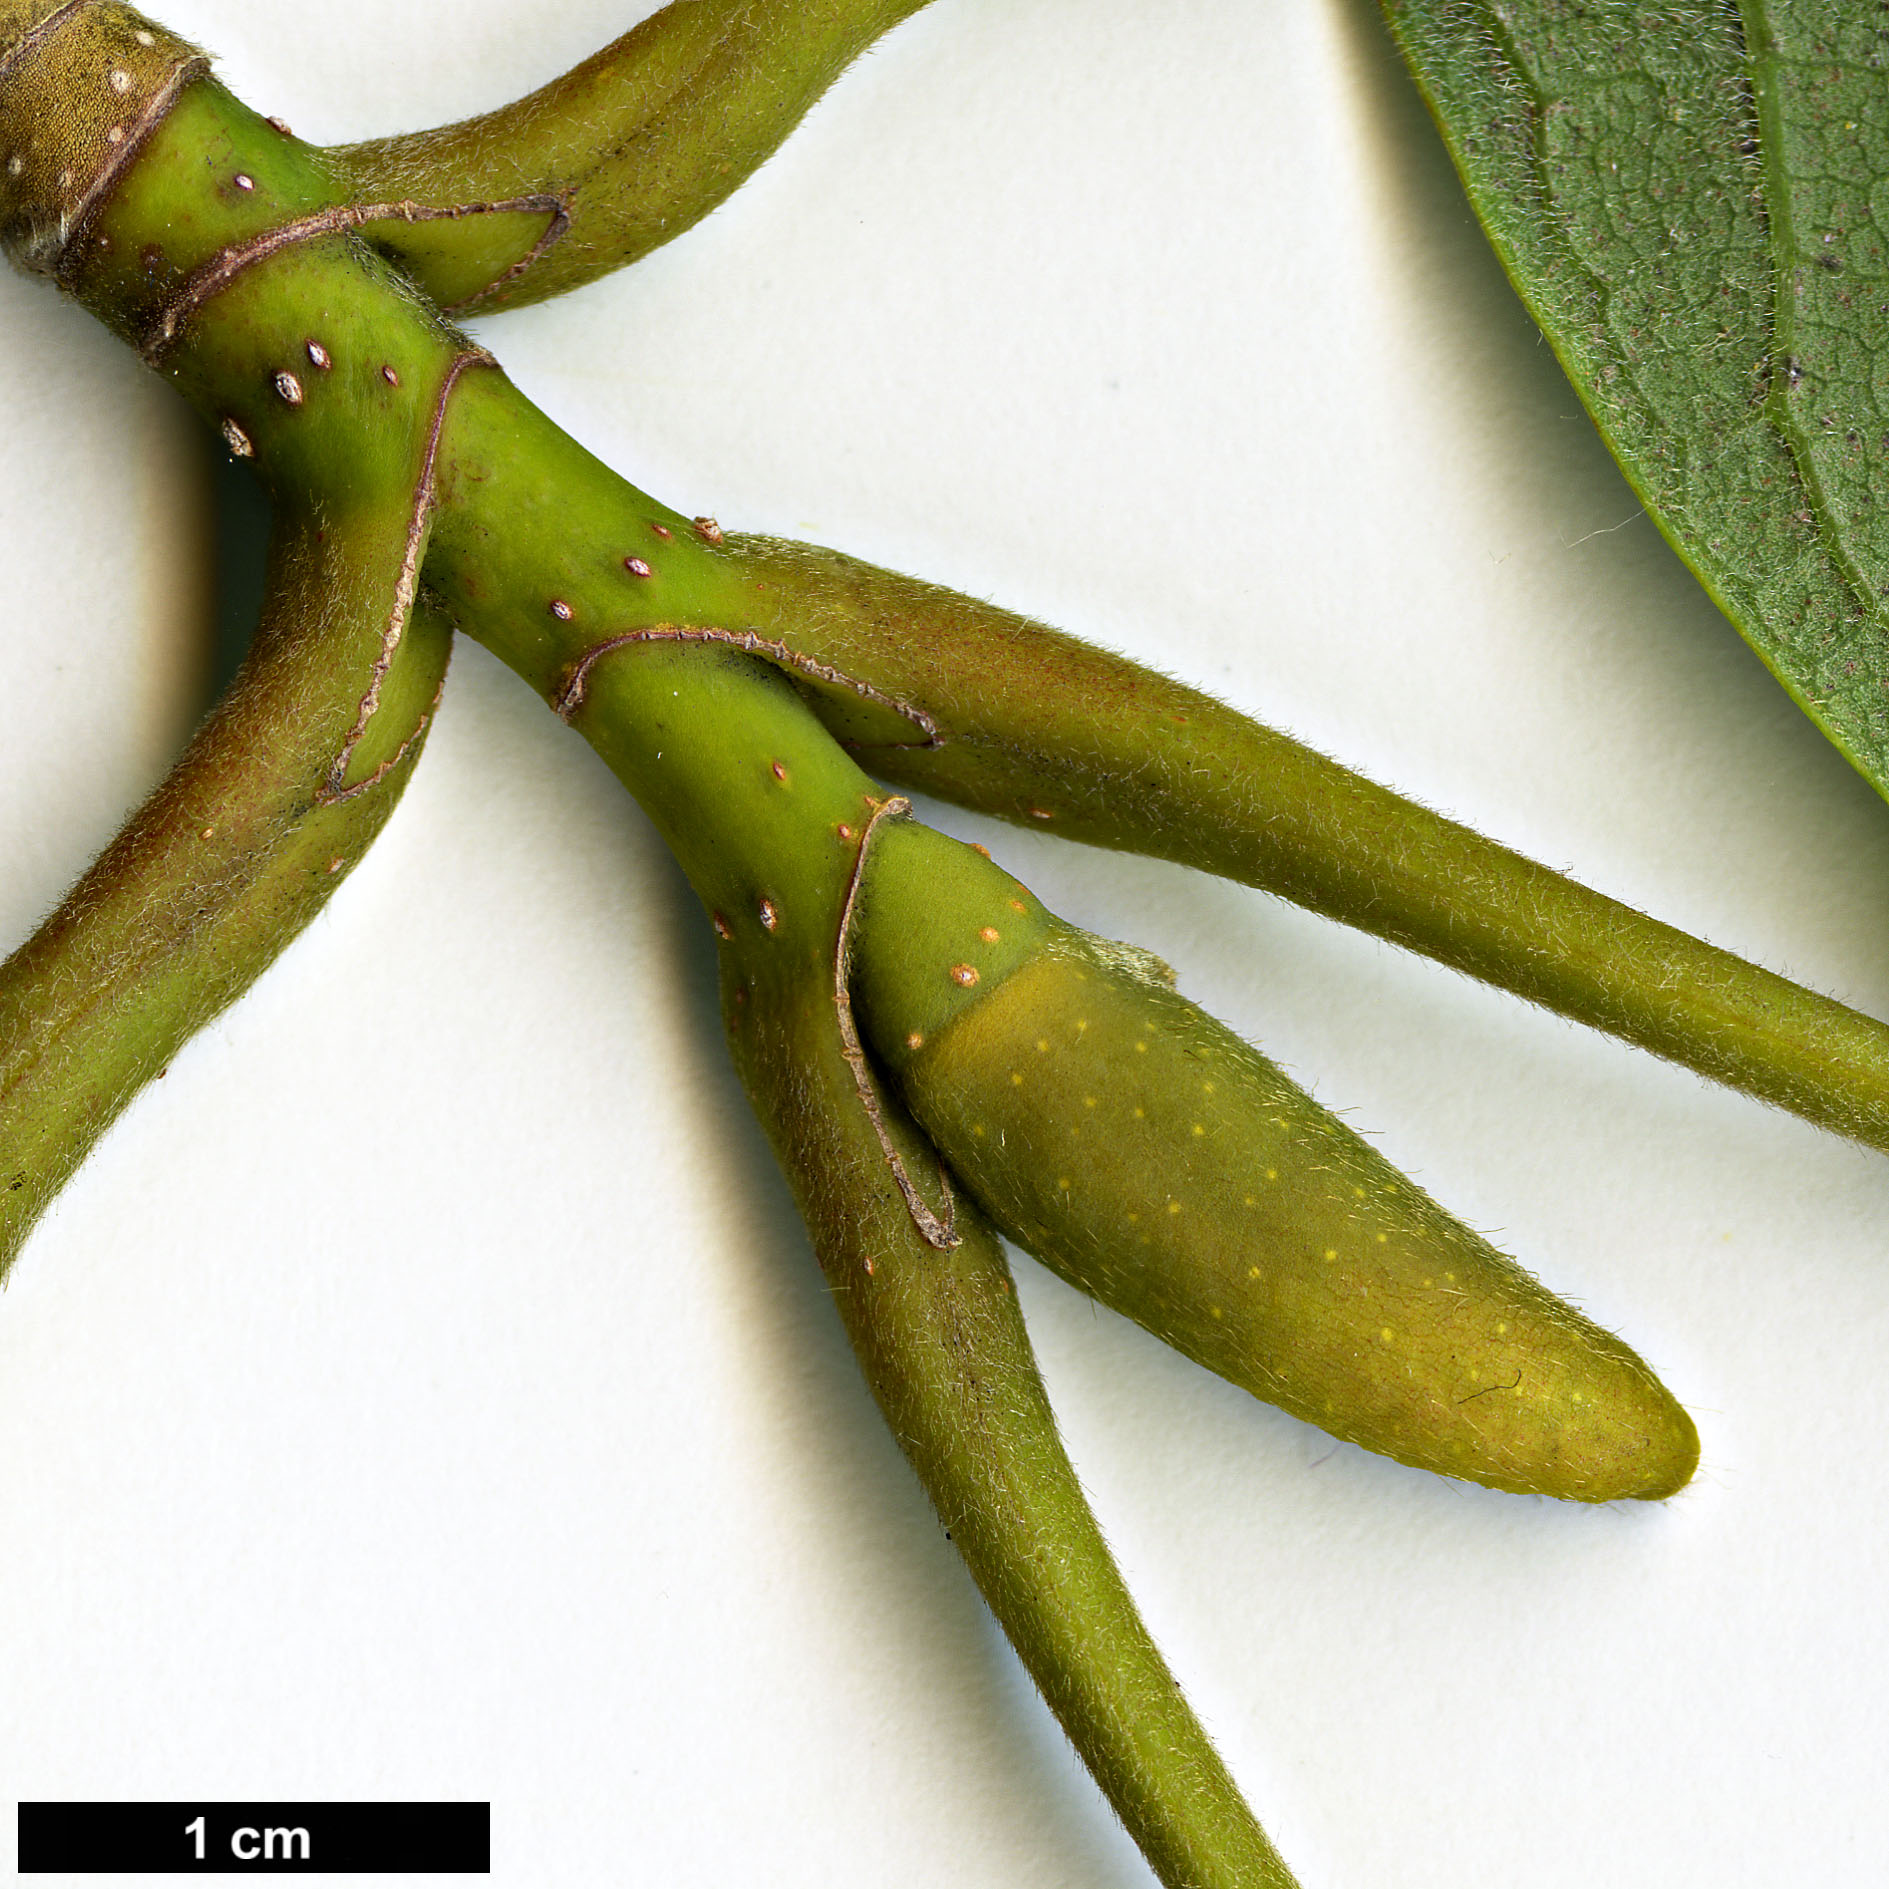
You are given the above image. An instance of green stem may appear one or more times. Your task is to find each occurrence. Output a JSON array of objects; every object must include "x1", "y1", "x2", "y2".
[
  {"x1": 0, "y1": 522, "x2": 450, "y2": 1277},
  {"x1": 722, "y1": 535, "x2": 1889, "y2": 1156},
  {"x1": 723, "y1": 890, "x2": 1302, "y2": 1889},
  {"x1": 546, "y1": 632, "x2": 1299, "y2": 1883},
  {"x1": 324, "y1": 0, "x2": 937, "y2": 312},
  {"x1": 0, "y1": 42, "x2": 503, "y2": 1275}
]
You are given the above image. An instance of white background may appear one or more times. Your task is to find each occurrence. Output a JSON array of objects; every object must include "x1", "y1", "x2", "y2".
[{"x1": 5, "y1": 3, "x2": 1889, "y2": 1884}]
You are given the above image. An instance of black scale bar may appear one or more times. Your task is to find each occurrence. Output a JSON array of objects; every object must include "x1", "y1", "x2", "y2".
[{"x1": 18, "y1": 1803, "x2": 490, "y2": 1874}]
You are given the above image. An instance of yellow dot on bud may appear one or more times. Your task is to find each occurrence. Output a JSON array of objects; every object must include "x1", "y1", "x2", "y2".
[
  {"x1": 1265, "y1": 1168, "x2": 1278, "y2": 1181},
  {"x1": 1010, "y1": 1071, "x2": 1023, "y2": 1086},
  {"x1": 1057, "y1": 1177, "x2": 1071, "y2": 1192},
  {"x1": 1379, "y1": 1327, "x2": 1395, "y2": 1344},
  {"x1": 1190, "y1": 1123, "x2": 1204, "y2": 1137},
  {"x1": 1323, "y1": 1248, "x2": 1337, "y2": 1261},
  {"x1": 906, "y1": 1032, "x2": 924, "y2": 1050},
  {"x1": 979, "y1": 926, "x2": 1000, "y2": 943},
  {"x1": 1247, "y1": 1265, "x2": 1261, "y2": 1279},
  {"x1": 1496, "y1": 1321, "x2": 1509, "y2": 1334},
  {"x1": 1166, "y1": 1201, "x2": 1182, "y2": 1215},
  {"x1": 1134, "y1": 1041, "x2": 1147, "y2": 1053},
  {"x1": 1243, "y1": 1195, "x2": 1255, "y2": 1207},
  {"x1": 1210, "y1": 1306, "x2": 1223, "y2": 1320},
  {"x1": 1376, "y1": 1232, "x2": 1389, "y2": 1244},
  {"x1": 1083, "y1": 1096, "x2": 1097, "y2": 1109},
  {"x1": 1036, "y1": 1038, "x2": 1049, "y2": 1052},
  {"x1": 1132, "y1": 1105, "x2": 1145, "y2": 1119}
]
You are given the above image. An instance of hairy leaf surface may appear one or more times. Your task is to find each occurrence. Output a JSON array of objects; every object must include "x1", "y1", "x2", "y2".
[{"x1": 1382, "y1": 0, "x2": 1889, "y2": 798}]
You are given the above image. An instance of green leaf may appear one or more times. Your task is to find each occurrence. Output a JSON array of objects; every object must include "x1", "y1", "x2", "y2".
[{"x1": 1382, "y1": 0, "x2": 1889, "y2": 797}]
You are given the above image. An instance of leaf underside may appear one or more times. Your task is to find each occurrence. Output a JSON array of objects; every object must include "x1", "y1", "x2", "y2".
[{"x1": 1382, "y1": 0, "x2": 1889, "y2": 801}]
